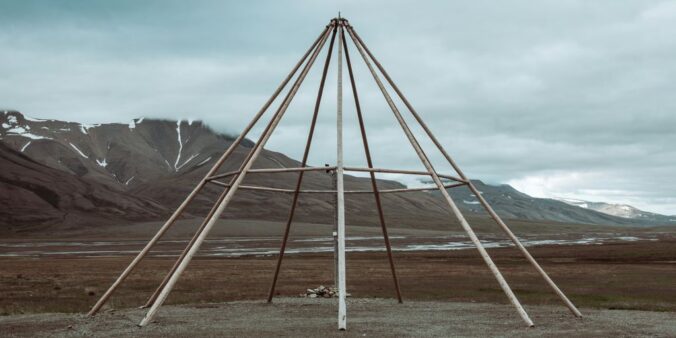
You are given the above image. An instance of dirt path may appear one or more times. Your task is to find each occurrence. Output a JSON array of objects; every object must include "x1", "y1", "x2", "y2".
[{"x1": 1, "y1": 298, "x2": 674, "y2": 337}]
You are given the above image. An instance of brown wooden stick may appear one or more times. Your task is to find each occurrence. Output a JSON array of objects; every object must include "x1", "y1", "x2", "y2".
[
  {"x1": 268, "y1": 23, "x2": 338, "y2": 303},
  {"x1": 342, "y1": 24, "x2": 402, "y2": 303}
]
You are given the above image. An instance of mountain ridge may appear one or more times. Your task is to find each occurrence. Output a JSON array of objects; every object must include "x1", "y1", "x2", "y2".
[{"x1": 2, "y1": 110, "x2": 674, "y2": 230}]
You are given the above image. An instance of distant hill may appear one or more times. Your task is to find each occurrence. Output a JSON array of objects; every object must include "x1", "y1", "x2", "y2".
[
  {"x1": 442, "y1": 180, "x2": 676, "y2": 227},
  {"x1": 556, "y1": 198, "x2": 676, "y2": 224},
  {"x1": 2, "y1": 110, "x2": 674, "y2": 231}
]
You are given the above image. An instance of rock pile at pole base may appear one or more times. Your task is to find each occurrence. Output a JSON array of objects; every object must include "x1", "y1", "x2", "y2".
[{"x1": 301, "y1": 285, "x2": 351, "y2": 298}]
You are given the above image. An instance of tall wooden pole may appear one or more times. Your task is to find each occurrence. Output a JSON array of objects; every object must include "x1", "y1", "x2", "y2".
[
  {"x1": 86, "y1": 26, "x2": 330, "y2": 318},
  {"x1": 138, "y1": 25, "x2": 332, "y2": 327},
  {"x1": 336, "y1": 23, "x2": 348, "y2": 331},
  {"x1": 348, "y1": 25, "x2": 582, "y2": 318},
  {"x1": 346, "y1": 23, "x2": 535, "y2": 327}
]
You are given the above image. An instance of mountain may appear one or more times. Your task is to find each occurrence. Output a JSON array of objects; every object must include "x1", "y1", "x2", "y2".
[
  {"x1": 556, "y1": 198, "x2": 676, "y2": 224},
  {"x1": 2, "y1": 110, "x2": 674, "y2": 231},
  {"x1": 0, "y1": 110, "x2": 454, "y2": 230},
  {"x1": 442, "y1": 181, "x2": 662, "y2": 226},
  {"x1": 0, "y1": 142, "x2": 166, "y2": 232}
]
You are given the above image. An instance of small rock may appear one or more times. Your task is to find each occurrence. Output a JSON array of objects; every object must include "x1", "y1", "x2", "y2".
[
  {"x1": 308, "y1": 294, "x2": 317, "y2": 298},
  {"x1": 67, "y1": 325, "x2": 73, "y2": 330}
]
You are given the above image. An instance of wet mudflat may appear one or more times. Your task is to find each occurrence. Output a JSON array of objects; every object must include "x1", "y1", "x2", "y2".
[{"x1": 0, "y1": 232, "x2": 663, "y2": 258}]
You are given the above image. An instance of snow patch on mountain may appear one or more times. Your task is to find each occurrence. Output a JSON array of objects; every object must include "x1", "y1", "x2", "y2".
[
  {"x1": 176, "y1": 153, "x2": 198, "y2": 171},
  {"x1": 20, "y1": 141, "x2": 31, "y2": 152},
  {"x1": 128, "y1": 118, "x2": 144, "y2": 130},
  {"x1": 23, "y1": 115, "x2": 46, "y2": 122},
  {"x1": 96, "y1": 158, "x2": 108, "y2": 168},
  {"x1": 555, "y1": 198, "x2": 656, "y2": 220},
  {"x1": 174, "y1": 121, "x2": 183, "y2": 170},
  {"x1": 197, "y1": 156, "x2": 212, "y2": 166},
  {"x1": 69, "y1": 143, "x2": 88, "y2": 158},
  {"x1": 5, "y1": 127, "x2": 52, "y2": 140},
  {"x1": 1, "y1": 114, "x2": 52, "y2": 140},
  {"x1": 79, "y1": 123, "x2": 100, "y2": 135}
]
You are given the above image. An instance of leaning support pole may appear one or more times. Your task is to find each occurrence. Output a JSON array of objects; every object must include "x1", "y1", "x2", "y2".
[
  {"x1": 346, "y1": 24, "x2": 535, "y2": 327},
  {"x1": 143, "y1": 129, "x2": 272, "y2": 308},
  {"x1": 267, "y1": 23, "x2": 338, "y2": 302},
  {"x1": 86, "y1": 25, "x2": 330, "y2": 318},
  {"x1": 341, "y1": 24, "x2": 402, "y2": 303},
  {"x1": 138, "y1": 25, "x2": 332, "y2": 327},
  {"x1": 348, "y1": 26, "x2": 582, "y2": 318},
  {"x1": 142, "y1": 40, "x2": 322, "y2": 307},
  {"x1": 335, "y1": 23, "x2": 348, "y2": 331},
  {"x1": 141, "y1": 187, "x2": 228, "y2": 308}
]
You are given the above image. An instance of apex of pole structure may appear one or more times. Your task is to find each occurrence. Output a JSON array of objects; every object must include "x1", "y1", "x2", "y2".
[{"x1": 88, "y1": 17, "x2": 582, "y2": 333}]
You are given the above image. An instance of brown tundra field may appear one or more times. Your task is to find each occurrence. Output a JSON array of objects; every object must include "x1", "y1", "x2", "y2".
[{"x1": 1, "y1": 219, "x2": 675, "y2": 337}]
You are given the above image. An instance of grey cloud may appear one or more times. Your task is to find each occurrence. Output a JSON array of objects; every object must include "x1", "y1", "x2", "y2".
[{"x1": 1, "y1": 0, "x2": 675, "y2": 214}]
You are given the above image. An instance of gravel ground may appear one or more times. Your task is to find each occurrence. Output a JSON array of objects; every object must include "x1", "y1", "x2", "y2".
[{"x1": 1, "y1": 298, "x2": 675, "y2": 337}]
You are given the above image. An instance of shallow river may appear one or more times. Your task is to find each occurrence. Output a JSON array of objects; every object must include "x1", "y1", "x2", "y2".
[{"x1": 0, "y1": 233, "x2": 662, "y2": 258}]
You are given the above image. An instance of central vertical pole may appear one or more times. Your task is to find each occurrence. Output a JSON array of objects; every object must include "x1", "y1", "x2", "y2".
[
  {"x1": 332, "y1": 168, "x2": 338, "y2": 290},
  {"x1": 336, "y1": 21, "x2": 348, "y2": 331}
]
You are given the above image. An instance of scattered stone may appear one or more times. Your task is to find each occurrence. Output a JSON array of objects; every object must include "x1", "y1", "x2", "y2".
[{"x1": 302, "y1": 286, "x2": 341, "y2": 299}]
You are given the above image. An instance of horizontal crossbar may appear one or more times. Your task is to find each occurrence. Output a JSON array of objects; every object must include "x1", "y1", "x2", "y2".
[
  {"x1": 206, "y1": 166, "x2": 336, "y2": 181},
  {"x1": 205, "y1": 166, "x2": 466, "y2": 183},
  {"x1": 209, "y1": 180, "x2": 465, "y2": 194}
]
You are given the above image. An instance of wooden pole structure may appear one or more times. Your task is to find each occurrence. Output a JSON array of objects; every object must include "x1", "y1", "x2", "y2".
[
  {"x1": 348, "y1": 25, "x2": 582, "y2": 318},
  {"x1": 341, "y1": 23, "x2": 402, "y2": 303},
  {"x1": 345, "y1": 23, "x2": 535, "y2": 327},
  {"x1": 267, "y1": 23, "x2": 338, "y2": 302},
  {"x1": 138, "y1": 24, "x2": 333, "y2": 327},
  {"x1": 87, "y1": 17, "x2": 589, "y2": 331},
  {"x1": 86, "y1": 26, "x2": 330, "y2": 318},
  {"x1": 335, "y1": 22, "x2": 348, "y2": 331}
]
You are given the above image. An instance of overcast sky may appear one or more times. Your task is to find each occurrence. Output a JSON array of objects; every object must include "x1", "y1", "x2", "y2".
[{"x1": 2, "y1": 1, "x2": 675, "y2": 214}]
